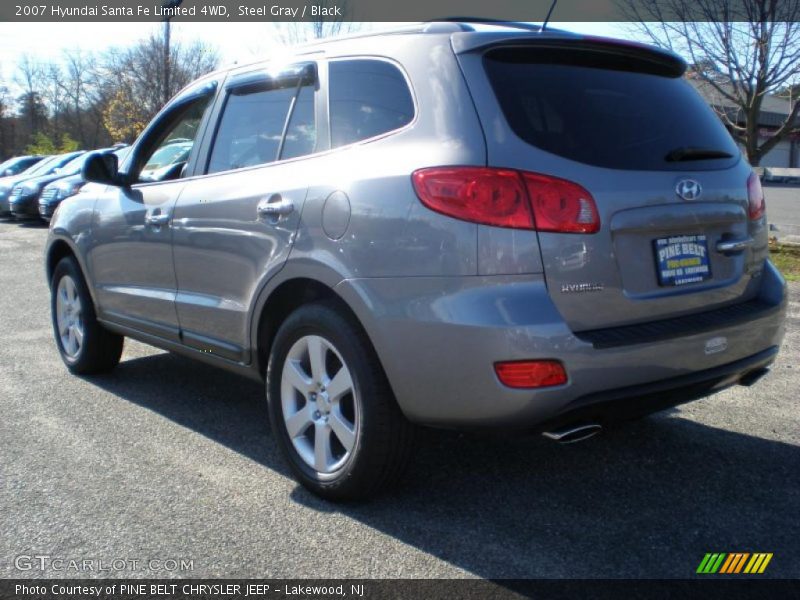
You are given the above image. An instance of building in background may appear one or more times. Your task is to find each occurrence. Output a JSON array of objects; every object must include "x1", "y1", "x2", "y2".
[{"x1": 689, "y1": 74, "x2": 799, "y2": 168}]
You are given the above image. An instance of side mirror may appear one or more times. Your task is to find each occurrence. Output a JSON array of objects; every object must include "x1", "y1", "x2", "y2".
[{"x1": 82, "y1": 152, "x2": 124, "y2": 186}]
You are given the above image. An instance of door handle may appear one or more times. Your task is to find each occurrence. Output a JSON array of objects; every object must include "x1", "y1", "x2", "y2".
[
  {"x1": 257, "y1": 196, "x2": 294, "y2": 219},
  {"x1": 716, "y1": 237, "x2": 754, "y2": 254},
  {"x1": 145, "y1": 212, "x2": 171, "y2": 227}
]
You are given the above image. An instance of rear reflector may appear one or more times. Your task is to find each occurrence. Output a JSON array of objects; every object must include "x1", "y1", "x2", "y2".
[
  {"x1": 747, "y1": 171, "x2": 765, "y2": 220},
  {"x1": 494, "y1": 360, "x2": 568, "y2": 389},
  {"x1": 412, "y1": 167, "x2": 599, "y2": 233}
]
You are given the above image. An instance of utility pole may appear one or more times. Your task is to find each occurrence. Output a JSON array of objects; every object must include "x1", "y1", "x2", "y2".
[
  {"x1": 161, "y1": 0, "x2": 184, "y2": 107},
  {"x1": 163, "y1": 20, "x2": 170, "y2": 107}
]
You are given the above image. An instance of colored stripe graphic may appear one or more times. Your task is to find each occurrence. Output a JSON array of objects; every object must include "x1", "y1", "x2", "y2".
[
  {"x1": 744, "y1": 553, "x2": 773, "y2": 574},
  {"x1": 697, "y1": 553, "x2": 727, "y2": 573},
  {"x1": 699, "y1": 552, "x2": 773, "y2": 574},
  {"x1": 720, "y1": 553, "x2": 749, "y2": 573}
]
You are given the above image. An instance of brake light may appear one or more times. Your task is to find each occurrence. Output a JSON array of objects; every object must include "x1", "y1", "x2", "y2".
[
  {"x1": 411, "y1": 167, "x2": 533, "y2": 229},
  {"x1": 521, "y1": 172, "x2": 600, "y2": 233},
  {"x1": 494, "y1": 360, "x2": 568, "y2": 389},
  {"x1": 747, "y1": 171, "x2": 765, "y2": 220},
  {"x1": 412, "y1": 167, "x2": 599, "y2": 233}
]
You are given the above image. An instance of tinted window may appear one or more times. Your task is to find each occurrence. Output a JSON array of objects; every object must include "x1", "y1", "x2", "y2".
[
  {"x1": 484, "y1": 48, "x2": 740, "y2": 171},
  {"x1": 281, "y1": 85, "x2": 316, "y2": 160},
  {"x1": 329, "y1": 60, "x2": 414, "y2": 148},
  {"x1": 1, "y1": 156, "x2": 40, "y2": 176},
  {"x1": 135, "y1": 95, "x2": 212, "y2": 183},
  {"x1": 208, "y1": 82, "x2": 316, "y2": 174}
]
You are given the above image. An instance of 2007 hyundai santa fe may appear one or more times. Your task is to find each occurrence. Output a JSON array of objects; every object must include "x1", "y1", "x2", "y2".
[{"x1": 44, "y1": 22, "x2": 787, "y2": 500}]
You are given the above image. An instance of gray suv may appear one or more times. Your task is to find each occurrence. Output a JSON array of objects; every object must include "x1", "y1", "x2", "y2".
[{"x1": 45, "y1": 23, "x2": 787, "y2": 500}]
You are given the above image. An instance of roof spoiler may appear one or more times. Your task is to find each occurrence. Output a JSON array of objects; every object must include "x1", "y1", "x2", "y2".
[{"x1": 451, "y1": 33, "x2": 686, "y2": 77}]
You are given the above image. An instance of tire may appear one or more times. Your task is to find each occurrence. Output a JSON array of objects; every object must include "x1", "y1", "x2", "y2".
[
  {"x1": 266, "y1": 302, "x2": 414, "y2": 501},
  {"x1": 50, "y1": 256, "x2": 123, "y2": 374}
]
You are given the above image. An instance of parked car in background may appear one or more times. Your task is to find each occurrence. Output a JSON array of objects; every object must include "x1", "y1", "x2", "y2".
[
  {"x1": 8, "y1": 151, "x2": 85, "y2": 220},
  {"x1": 0, "y1": 155, "x2": 58, "y2": 217},
  {"x1": 138, "y1": 139, "x2": 192, "y2": 182},
  {"x1": 39, "y1": 146, "x2": 129, "y2": 221},
  {"x1": 46, "y1": 22, "x2": 786, "y2": 500},
  {"x1": 0, "y1": 155, "x2": 45, "y2": 177}
]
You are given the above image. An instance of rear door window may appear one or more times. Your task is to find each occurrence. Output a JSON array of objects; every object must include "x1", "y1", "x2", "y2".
[
  {"x1": 483, "y1": 47, "x2": 740, "y2": 171},
  {"x1": 207, "y1": 72, "x2": 317, "y2": 174},
  {"x1": 328, "y1": 59, "x2": 414, "y2": 148}
]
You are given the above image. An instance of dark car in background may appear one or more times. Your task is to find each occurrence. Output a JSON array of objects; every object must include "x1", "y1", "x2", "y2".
[
  {"x1": 0, "y1": 155, "x2": 59, "y2": 217},
  {"x1": 39, "y1": 146, "x2": 129, "y2": 221},
  {"x1": 0, "y1": 155, "x2": 45, "y2": 178},
  {"x1": 8, "y1": 151, "x2": 85, "y2": 220}
]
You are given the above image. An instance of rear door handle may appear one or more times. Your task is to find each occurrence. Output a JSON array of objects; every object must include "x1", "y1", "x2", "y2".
[
  {"x1": 716, "y1": 237, "x2": 754, "y2": 254},
  {"x1": 145, "y1": 213, "x2": 171, "y2": 227},
  {"x1": 257, "y1": 196, "x2": 294, "y2": 219}
]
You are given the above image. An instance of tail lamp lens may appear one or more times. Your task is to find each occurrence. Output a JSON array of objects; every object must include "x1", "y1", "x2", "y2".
[
  {"x1": 494, "y1": 360, "x2": 568, "y2": 389},
  {"x1": 412, "y1": 167, "x2": 599, "y2": 233},
  {"x1": 747, "y1": 171, "x2": 765, "y2": 220},
  {"x1": 410, "y1": 167, "x2": 533, "y2": 229},
  {"x1": 521, "y1": 173, "x2": 600, "y2": 233}
]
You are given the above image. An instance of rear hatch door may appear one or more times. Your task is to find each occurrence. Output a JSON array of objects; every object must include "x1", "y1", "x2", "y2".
[{"x1": 455, "y1": 35, "x2": 768, "y2": 331}]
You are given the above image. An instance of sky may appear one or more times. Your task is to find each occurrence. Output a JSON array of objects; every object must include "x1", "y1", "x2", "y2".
[{"x1": 0, "y1": 21, "x2": 626, "y2": 85}]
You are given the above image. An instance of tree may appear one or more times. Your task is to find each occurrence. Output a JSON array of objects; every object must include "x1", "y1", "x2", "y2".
[
  {"x1": 99, "y1": 27, "x2": 219, "y2": 125},
  {"x1": 14, "y1": 54, "x2": 47, "y2": 138},
  {"x1": 620, "y1": 0, "x2": 800, "y2": 166},
  {"x1": 102, "y1": 88, "x2": 150, "y2": 143},
  {"x1": 25, "y1": 131, "x2": 57, "y2": 154},
  {"x1": 25, "y1": 132, "x2": 80, "y2": 155},
  {"x1": 271, "y1": 1, "x2": 363, "y2": 46}
]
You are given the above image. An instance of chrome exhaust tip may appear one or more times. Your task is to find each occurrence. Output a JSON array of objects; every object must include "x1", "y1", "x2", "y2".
[{"x1": 542, "y1": 423, "x2": 602, "y2": 444}]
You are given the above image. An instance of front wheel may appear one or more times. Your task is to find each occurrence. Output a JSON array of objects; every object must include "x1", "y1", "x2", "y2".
[
  {"x1": 51, "y1": 257, "x2": 123, "y2": 374},
  {"x1": 266, "y1": 302, "x2": 414, "y2": 501}
]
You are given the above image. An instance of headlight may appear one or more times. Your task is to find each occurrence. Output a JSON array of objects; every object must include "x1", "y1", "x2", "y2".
[
  {"x1": 58, "y1": 183, "x2": 84, "y2": 200},
  {"x1": 22, "y1": 183, "x2": 39, "y2": 194}
]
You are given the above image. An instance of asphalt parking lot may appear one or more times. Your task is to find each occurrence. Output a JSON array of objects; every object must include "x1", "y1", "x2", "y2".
[{"x1": 0, "y1": 220, "x2": 798, "y2": 580}]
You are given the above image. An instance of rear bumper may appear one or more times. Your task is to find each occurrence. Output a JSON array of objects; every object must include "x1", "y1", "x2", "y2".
[
  {"x1": 537, "y1": 345, "x2": 778, "y2": 431},
  {"x1": 337, "y1": 261, "x2": 787, "y2": 428}
]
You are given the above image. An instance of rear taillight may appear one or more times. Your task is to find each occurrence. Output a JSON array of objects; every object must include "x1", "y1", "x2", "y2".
[
  {"x1": 412, "y1": 167, "x2": 599, "y2": 233},
  {"x1": 747, "y1": 171, "x2": 765, "y2": 220},
  {"x1": 411, "y1": 167, "x2": 533, "y2": 229},
  {"x1": 521, "y1": 172, "x2": 600, "y2": 233},
  {"x1": 494, "y1": 360, "x2": 568, "y2": 389}
]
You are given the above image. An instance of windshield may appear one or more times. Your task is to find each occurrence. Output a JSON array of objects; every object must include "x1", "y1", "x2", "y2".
[
  {"x1": 114, "y1": 147, "x2": 130, "y2": 161},
  {"x1": 25, "y1": 155, "x2": 60, "y2": 176},
  {"x1": 0, "y1": 158, "x2": 18, "y2": 172},
  {"x1": 59, "y1": 153, "x2": 90, "y2": 175},
  {"x1": 483, "y1": 47, "x2": 740, "y2": 171},
  {"x1": 37, "y1": 152, "x2": 82, "y2": 176}
]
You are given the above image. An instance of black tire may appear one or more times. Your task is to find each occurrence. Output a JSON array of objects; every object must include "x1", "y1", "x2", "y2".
[
  {"x1": 266, "y1": 302, "x2": 414, "y2": 501},
  {"x1": 50, "y1": 256, "x2": 123, "y2": 374}
]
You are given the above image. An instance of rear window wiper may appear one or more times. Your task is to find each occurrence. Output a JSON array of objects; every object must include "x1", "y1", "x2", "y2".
[{"x1": 665, "y1": 146, "x2": 734, "y2": 162}]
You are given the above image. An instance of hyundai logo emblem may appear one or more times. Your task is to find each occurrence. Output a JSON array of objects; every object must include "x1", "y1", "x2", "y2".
[{"x1": 676, "y1": 179, "x2": 702, "y2": 201}]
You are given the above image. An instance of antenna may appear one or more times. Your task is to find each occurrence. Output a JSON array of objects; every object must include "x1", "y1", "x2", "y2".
[{"x1": 541, "y1": 0, "x2": 559, "y2": 31}]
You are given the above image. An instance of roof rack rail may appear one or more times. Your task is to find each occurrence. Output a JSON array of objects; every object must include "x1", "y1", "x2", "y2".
[{"x1": 427, "y1": 18, "x2": 542, "y2": 33}]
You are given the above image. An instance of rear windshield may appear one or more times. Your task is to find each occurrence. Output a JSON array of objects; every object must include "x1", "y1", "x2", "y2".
[{"x1": 483, "y1": 47, "x2": 740, "y2": 171}]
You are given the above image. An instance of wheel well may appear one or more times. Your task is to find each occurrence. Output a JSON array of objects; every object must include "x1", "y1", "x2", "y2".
[
  {"x1": 255, "y1": 278, "x2": 365, "y2": 377},
  {"x1": 46, "y1": 240, "x2": 76, "y2": 286}
]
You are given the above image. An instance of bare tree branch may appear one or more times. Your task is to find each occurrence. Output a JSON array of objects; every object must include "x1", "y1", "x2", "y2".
[{"x1": 618, "y1": 0, "x2": 800, "y2": 165}]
